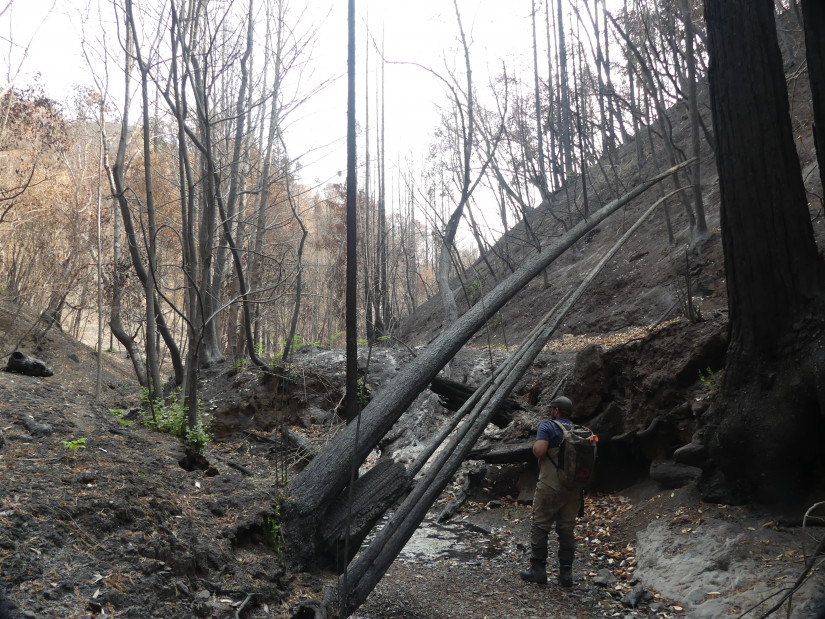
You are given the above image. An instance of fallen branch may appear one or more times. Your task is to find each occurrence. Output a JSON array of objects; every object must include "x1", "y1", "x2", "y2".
[
  {"x1": 752, "y1": 502, "x2": 825, "y2": 618},
  {"x1": 234, "y1": 593, "x2": 255, "y2": 619},
  {"x1": 226, "y1": 461, "x2": 254, "y2": 477}
]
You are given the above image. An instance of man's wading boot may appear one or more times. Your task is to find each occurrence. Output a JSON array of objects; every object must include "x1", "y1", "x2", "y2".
[
  {"x1": 521, "y1": 526, "x2": 549, "y2": 584},
  {"x1": 558, "y1": 562, "x2": 573, "y2": 588},
  {"x1": 520, "y1": 559, "x2": 547, "y2": 584}
]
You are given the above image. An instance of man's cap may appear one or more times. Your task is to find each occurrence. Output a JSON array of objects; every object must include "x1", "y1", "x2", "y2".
[{"x1": 549, "y1": 396, "x2": 573, "y2": 412}]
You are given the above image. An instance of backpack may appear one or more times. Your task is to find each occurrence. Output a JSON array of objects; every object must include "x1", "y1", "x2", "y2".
[{"x1": 547, "y1": 420, "x2": 599, "y2": 489}]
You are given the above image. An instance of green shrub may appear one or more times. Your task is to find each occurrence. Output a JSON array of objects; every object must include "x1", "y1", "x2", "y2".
[
  {"x1": 263, "y1": 504, "x2": 285, "y2": 562},
  {"x1": 61, "y1": 438, "x2": 87, "y2": 451},
  {"x1": 139, "y1": 387, "x2": 211, "y2": 454},
  {"x1": 469, "y1": 278, "x2": 479, "y2": 297},
  {"x1": 140, "y1": 388, "x2": 187, "y2": 436},
  {"x1": 357, "y1": 381, "x2": 372, "y2": 407},
  {"x1": 108, "y1": 409, "x2": 134, "y2": 426},
  {"x1": 186, "y1": 419, "x2": 211, "y2": 454},
  {"x1": 699, "y1": 366, "x2": 721, "y2": 400}
]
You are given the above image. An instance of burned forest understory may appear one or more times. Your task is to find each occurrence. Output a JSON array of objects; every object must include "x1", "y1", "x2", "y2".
[{"x1": 3, "y1": 3, "x2": 825, "y2": 619}]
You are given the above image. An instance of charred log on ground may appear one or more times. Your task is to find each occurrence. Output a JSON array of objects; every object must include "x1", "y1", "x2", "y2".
[
  {"x1": 5, "y1": 351, "x2": 53, "y2": 377},
  {"x1": 430, "y1": 376, "x2": 519, "y2": 428}
]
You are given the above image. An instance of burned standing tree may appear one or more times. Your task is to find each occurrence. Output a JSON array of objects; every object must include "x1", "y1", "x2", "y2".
[
  {"x1": 700, "y1": 0, "x2": 825, "y2": 503},
  {"x1": 344, "y1": 0, "x2": 358, "y2": 423},
  {"x1": 436, "y1": 1, "x2": 482, "y2": 333}
]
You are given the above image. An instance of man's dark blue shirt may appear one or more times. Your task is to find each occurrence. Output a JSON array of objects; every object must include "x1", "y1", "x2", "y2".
[{"x1": 536, "y1": 418, "x2": 573, "y2": 448}]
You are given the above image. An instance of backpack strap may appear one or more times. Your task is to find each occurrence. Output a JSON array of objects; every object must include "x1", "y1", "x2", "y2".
[{"x1": 545, "y1": 419, "x2": 567, "y2": 470}]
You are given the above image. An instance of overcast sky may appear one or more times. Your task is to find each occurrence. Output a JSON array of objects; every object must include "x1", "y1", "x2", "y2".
[{"x1": 3, "y1": 0, "x2": 543, "y2": 207}]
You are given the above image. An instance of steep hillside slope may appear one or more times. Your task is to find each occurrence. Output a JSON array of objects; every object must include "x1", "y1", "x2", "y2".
[{"x1": 396, "y1": 15, "x2": 822, "y2": 351}]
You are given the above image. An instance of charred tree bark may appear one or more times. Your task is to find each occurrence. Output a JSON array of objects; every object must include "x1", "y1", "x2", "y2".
[
  {"x1": 317, "y1": 459, "x2": 411, "y2": 571},
  {"x1": 702, "y1": 0, "x2": 825, "y2": 503},
  {"x1": 344, "y1": 0, "x2": 359, "y2": 422},
  {"x1": 679, "y1": 0, "x2": 709, "y2": 244},
  {"x1": 556, "y1": 0, "x2": 573, "y2": 179},
  {"x1": 6, "y1": 351, "x2": 53, "y2": 377}
]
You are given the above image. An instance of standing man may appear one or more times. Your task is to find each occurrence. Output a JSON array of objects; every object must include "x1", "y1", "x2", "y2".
[{"x1": 520, "y1": 395, "x2": 579, "y2": 587}]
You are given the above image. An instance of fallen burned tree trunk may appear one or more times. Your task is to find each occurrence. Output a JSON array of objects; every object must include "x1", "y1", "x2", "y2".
[
  {"x1": 282, "y1": 163, "x2": 692, "y2": 570},
  {"x1": 467, "y1": 441, "x2": 534, "y2": 463},
  {"x1": 430, "y1": 376, "x2": 519, "y2": 427},
  {"x1": 317, "y1": 459, "x2": 411, "y2": 570},
  {"x1": 5, "y1": 351, "x2": 53, "y2": 377}
]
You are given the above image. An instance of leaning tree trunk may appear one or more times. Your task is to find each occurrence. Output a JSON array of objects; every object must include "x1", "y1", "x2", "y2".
[
  {"x1": 102, "y1": 18, "x2": 150, "y2": 391},
  {"x1": 282, "y1": 161, "x2": 690, "y2": 568},
  {"x1": 679, "y1": 0, "x2": 709, "y2": 244},
  {"x1": 702, "y1": 0, "x2": 825, "y2": 504},
  {"x1": 278, "y1": 135, "x2": 308, "y2": 363}
]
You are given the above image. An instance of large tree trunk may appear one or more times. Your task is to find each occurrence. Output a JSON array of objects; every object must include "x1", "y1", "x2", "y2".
[
  {"x1": 131, "y1": 5, "x2": 163, "y2": 403},
  {"x1": 102, "y1": 17, "x2": 149, "y2": 391},
  {"x1": 430, "y1": 376, "x2": 518, "y2": 428},
  {"x1": 282, "y1": 162, "x2": 688, "y2": 568},
  {"x1": 701, "y1": 0, "x2": 825, "y2": 503},
  {"x1": 317, "y1": 459, "x2": 411, "y2": 571}
]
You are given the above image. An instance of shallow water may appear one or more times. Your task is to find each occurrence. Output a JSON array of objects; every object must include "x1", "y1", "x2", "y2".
[
  {"x1": 352, "y1": 517, "x2": 506, "y2": 618},
  {"x1": 393, "y1": 518, "x2": 505, "y2": 563}
]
